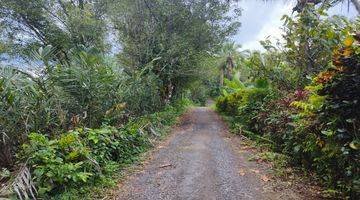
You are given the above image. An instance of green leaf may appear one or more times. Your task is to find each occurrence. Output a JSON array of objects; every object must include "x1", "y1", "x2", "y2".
[
  {"x1": 38, "y1": 186, "x2": 52, "y2": 195},
  {"x1": 349, "y1": 140, "x2": 359, "y2": 150},
  {"x1": 293, "y1": 145, "x2": 301, "y2": 153},
  {"x1": 321, "y1": 130, "x2": 334, "y2": 137},
  {"x1": 6, "y1": 91, "x2": 15, "y2": 105}
]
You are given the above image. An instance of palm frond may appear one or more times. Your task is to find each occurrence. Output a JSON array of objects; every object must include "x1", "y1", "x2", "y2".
[{"x1": 0, "y1": 165, "x2": 37, "y2": 200}]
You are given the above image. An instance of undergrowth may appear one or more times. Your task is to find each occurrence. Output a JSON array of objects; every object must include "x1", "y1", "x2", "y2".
[
  {"x1": 3, "y1": 99, "x2": 190, "y2": 200},
  {"x1": 216, "y1": 32, "x2": 360, "y2": 198}
]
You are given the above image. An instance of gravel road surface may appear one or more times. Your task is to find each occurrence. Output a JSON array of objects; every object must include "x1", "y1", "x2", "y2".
[{"x1": 116, "y1": 107, "x2": 305, "y2": 200}]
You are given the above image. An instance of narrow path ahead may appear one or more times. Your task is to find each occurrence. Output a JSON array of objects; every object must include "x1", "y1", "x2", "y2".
[{"x1": 116, "y1": 107, "x2": 305, "y2": 200}]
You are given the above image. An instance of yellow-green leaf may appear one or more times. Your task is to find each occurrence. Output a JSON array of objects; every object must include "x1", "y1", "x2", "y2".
[
  {"x1": 344, "y1": 35, "x2": 354, "y2": 47},
  {"x1": 349, "y1": 141, "x2": 359, "y2": 150}
]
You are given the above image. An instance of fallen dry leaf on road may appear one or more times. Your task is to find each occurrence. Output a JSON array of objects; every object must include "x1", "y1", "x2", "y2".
[
  {"x1": 261, "y1": 175, "x2": 270, "y2": 182},
  {"x1": 239, "y1": 169, "x2": 246, "y2": 176},
  {"x1": 240, "y1": 146, "x2": 253, "y2": 150},
  {"x1": 250, "y1": 169, "x2": 260, "y2": 174},
  {"x1": 159, "y1": 164, "x2": 172, "y2": 168}
]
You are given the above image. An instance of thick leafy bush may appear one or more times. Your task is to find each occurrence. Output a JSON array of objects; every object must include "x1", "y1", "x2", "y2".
[
  {"x1": 0, "y1": 48, "x2": 165, "y2": 169},
  {"x1": 218, "y1": 35, "x2": 359, "y2": 197},
  {"x1": 19, "y1": 101, "x2": 187, "y2": 197},
  {"x1": 289, "y1": 36, "x2": 360, "y2": 196},
  {"x1": 216, "y1": 79, "x2": 273, "y2": 130},
  {"x1": 22, "y1": 127, "x2": 148, "y2": 195}
]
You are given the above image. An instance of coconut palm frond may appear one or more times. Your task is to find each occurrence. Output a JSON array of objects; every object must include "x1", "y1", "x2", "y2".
[
  {"x1": 12, "y1": 166, "x2": 37, "y2": 200},
  {"x1": 0, "y1": 165, "x2": 37, "y2": 200}
]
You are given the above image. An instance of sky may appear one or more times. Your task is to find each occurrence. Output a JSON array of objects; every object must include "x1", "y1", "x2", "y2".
[{"x1": 234, "y1": 0, "x2": 358, "y2": 51}]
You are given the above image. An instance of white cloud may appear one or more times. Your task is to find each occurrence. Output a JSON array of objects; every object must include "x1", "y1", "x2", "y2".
[
  {"x1": 240, "y1": 2, "x2": 294, "y2": 51},
  {"x1": 235, "y1": 0, "x2": 357, "y2": 52}
]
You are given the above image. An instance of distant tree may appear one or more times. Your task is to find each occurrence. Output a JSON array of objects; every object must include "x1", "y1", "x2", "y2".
[{"x1": 217, "y1": 42, "x2": 242, "y2": 86}]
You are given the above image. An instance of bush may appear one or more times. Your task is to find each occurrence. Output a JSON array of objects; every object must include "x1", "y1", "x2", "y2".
[
  {"x1": 0, "y1": 48, "x2": 167, "y2": 169},
  {"x1": 0, "y1": 66, "x2": 68, "y2": 168},
  {"x1": 21, "y1": 127, "x2": 147, "y2": 195},
  {"x1": 19, "y1": 101, "x2": 188, "y2": 197},
  {"x1": 120, "y1": 70, "x2": 163, "y2": 116},
  {"x1": 218, "y1": 35, "x2": 360, "y2": 197},
  {"x1": 250, "y1": 90, "x2": 306, "y2": 151},
  {"x1": 289, "y1": 36, "x2": 360, "y2": 196},
  {"x1": 216, "y1": 79, "x2": 273, "y2": 130},
  {"x1": 50, "y1": 52, "x2": 124, "y2": 128},
  {"x1": 0, "y1": 45, "x2": 191, "y2": 198}
]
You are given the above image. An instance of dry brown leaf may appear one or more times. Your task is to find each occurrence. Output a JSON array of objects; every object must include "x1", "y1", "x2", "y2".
[
  {"x1": 261, "y1": 175, "x2": 270, "y2": 182},
  {"x1": 159, "y1": 164, "x2": 172, "y2": 168},
  {"x1": 285, "y1": 168, "x2": 293, "y2": 173},
  {"x1": 241, "y1": 146, "x2": 252, "y2": 150},
  {"x1": 239, "y1": 169, "x2": 245, "y2": 176},
  {"x1": 250, "y1": 169, "x2": 260, "y2": 174}
]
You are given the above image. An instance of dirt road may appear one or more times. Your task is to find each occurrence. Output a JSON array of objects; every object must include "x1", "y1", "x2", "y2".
[{"x1": 116, "y1": 107, "x2": 306, "y2": 200}]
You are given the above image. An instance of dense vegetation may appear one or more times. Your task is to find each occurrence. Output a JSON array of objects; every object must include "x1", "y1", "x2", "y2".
[
  {"x1": 216, "y1": 4, "x2": 359, "y2": 198},
  {"x1": 0, "y1": 0, "x2": 238, "y2": 199}
]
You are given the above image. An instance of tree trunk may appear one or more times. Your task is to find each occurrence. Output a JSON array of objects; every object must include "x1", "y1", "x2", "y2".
[
  {"x1": 226, "y1": 56, "x2": 234, "y2": 80},
  {"x1": 351, "y1": 0, "x2": 360, "y2": 14},
  {"x1": 220, "y1": 68, "x2": 224, "y2": 87},
  {"x1": 78, "y1": 0, "x2": 84, "y2": 9}
]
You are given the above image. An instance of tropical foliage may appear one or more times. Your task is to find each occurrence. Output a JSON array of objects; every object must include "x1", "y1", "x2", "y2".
[
  {"x1": 1, "y1": 0, "x2": 359, "y2": 199},
  {"x1": 216, "y1": 4, "x2": 359, "y2": 198},
  {"x1": 0, "y1": 0, "x2": 239, "y2": 198}
]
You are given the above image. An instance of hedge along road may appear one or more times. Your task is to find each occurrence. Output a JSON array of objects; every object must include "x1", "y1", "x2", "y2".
[{"x1": 115, "y1": 107, "x2": 310, "y2": 200}]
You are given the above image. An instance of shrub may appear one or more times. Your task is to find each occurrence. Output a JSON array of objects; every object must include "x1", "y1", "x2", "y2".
[
  {"x1": 22, "y1": 132, "x2": 94, "y2": 195},
  {"x1": 289, "y1": 35, "x2": 360, "y2": 196},
  {"x1": 21, "y1": 127, "x2": 147, "y2": 195},
  {"x1": 20, "y1": 101, "x2": 187, "y2": 197},
  {"x1": 216, "y1": 79, "x2": 273, "y2": 130},
  {"x1": 228, "y1": 35, "x2": 360, "y2": 197},
  {"x1": 0, "y1": 48, "x2": 165, "y2": 169},
  {"x1": 0, "y1": 66, "x2": 69, "y2": 168},
  {"x1": 119, "y1": 70, "x2": 163, "y2": 116},
  {"x1": 50, "y1": 51, "x2": 124, "y2": 128}
]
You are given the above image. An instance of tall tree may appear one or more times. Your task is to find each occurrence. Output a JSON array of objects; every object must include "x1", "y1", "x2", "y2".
[
  {"x1": 109, "y1": 0, "x2": 241, "y2": 102},
  {"x1": 0, "y1": 0, "x2": 107, "y2": 62}
]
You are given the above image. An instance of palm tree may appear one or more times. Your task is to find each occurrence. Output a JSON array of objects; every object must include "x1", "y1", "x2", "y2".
[{"x1": 218, "y1": 42, "x2": 241, "y2": 86}]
